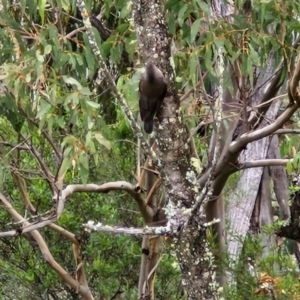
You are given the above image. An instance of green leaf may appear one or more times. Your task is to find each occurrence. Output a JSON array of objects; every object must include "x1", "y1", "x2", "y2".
[
  {"x1": 79, "y1": 152, "x2": 89, "y2": 170},
  {"x1": 54, "y1": 116, "x2": 65, "y2": 128},
  {"x1": 88, "y1": 140, "x2": 96, "y2": 154},
  {"x1": 64, "y1": 146, "x2": 72, "y2": 157},
  {"x1": 86, "y1": 131, "x2": 92, "y2": 145},
  {"x1": 101, "y1": 41, "x2": 112, "y2": 58},
  {"x1": 117, "y1": 23, "x2": 129, "y2": 34},
  {"x1": 178, "y1": 4, "x2": 188, "y2": 27},
  {"x1": 58, "y1": 157, "x2": 71, "y2": 178},
  {"x1": 79, "y1": 159, "x2": 89, "y2": 184},
  {"x1": 86, "y1": 100, "x2": 100, "y2": 109},
  {"x1": 168, "y1": 13, "x2": 176, "y2": 36},
  {"x1": 66, "y1": 93, "x2": 79, "y2": 108},
  {"x1": 62, "y1": 135, "x2": 77, "y2": 148},
  {"x1": 93, "y1": 153, "x2": 99, "y2": 166},
  {"x1": 20, "y1": 0, "x2": 26, "y2": 14},
  {"x1": 48, "y1": 25, "x2": 60, "y2": 49},
  {"x1": 60, "y1": 0, "x2": 70, "y2": 11},
  {"x1": 27, "y1": 0, "x2": 37, "y2": 20},
  {"x1": 44, "y1": 44, "x2": 52, "y2": 55},
  {"x1": 47, "y1": 116, "x2": 54, "y2": 135},
  {"x1": 53, "y1": 53, "x2": 69, "y2": 69},
  {"x1": 120, "y1": 4, "x2": 131, "y2": 19},
  {"x1": 0, "y1": 106, "x2": 24, "y2": 132},
  {"x1": 39, "y1": 0, "x2": 46, "y2": 24},
  {"x1": 286, "y1": 162, "x2": 293, "y2": 174},
  {"x1": 36, "y1": 101, "x2": 52, "y2": 118},
  {"x1": 25, "y1": 72, "x2": 31, "y2": 83},
  {"x1": 197, "y1": 0, "x2": 209, "y2": 15},
  {"x1": 117, "y1": 75, "x2": 125, "y2": 91},
  {"x1": 204, "y1": 46, "x2": 215, "y2": 76},
  {"x1": 248, "y1": 44, "x2": 260, "y2": 66},
  {"x1": 190, "y1": 19, "x2": 201, "y2": 43},
  {"x1": 110, "y1": 43, "x2": 123, "y2": 64},
  {"x1": 94, "y1": 133, "x2": 111, "y2": 150},
  {"x1": 36, "y1": 50, "x2": 44, "y2": 63},
  {"x1": 80, "y1": 87, "x2": 93, "y2": 96},
  {"x1": 62, "y1": 76, "x2": 82, "y2": 90}
]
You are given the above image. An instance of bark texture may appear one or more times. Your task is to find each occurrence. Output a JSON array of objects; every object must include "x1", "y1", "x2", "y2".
[{"x1": 133, "y1": 1, "x2": 219, "y2": 299}]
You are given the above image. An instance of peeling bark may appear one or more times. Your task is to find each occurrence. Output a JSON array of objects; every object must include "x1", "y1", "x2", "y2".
[{"x1": 227, "y1": 99, "x2": 281, "y2": 261}]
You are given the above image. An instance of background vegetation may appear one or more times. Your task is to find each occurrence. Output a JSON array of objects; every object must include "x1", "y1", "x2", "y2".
[{"x1": 0, "y1": 0, "x2": 300, "y2": 299}]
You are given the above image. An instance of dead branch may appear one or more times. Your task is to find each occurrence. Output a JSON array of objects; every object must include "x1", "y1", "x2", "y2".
[{"x1": 84, "y1": 221, "x2": 170, "y2": 236}]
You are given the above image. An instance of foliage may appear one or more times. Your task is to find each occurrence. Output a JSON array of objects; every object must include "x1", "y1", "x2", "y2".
[
  {"x1": 0, "y1": 0, "x2": 181, "y2": 298},
  {"x1": 224, "y1": 233, "x2": 300, "y2": 300},
  {"x1": 0, "y1": 0, "x2": 300, "y2": 299}
]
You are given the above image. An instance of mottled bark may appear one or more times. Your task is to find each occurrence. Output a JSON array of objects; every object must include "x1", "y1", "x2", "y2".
[{"x1": 133, "y1": 1, "x2": 219, "y2": 299}]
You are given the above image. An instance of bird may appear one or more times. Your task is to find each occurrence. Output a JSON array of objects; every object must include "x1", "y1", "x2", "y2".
[{"x1": 139, "y1": 63, "x2": 167, "y2": 134}]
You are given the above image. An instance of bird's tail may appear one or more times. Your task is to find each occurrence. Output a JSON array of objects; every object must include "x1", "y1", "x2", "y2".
[{"x1": 144, "y1": 121, "x2": 153, "y2": 134}]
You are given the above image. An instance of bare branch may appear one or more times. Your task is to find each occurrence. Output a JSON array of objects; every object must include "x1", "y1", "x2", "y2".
[
  {"x1": 274, "y1": 129, "x2": 300, "y2": 134},
  {"x1": 253, "y1": 93, "x2": 287, "y2": 109},
  {"x1": 60, "y1": 182, "x2": 154, "y2": 221},
  {"x1": 49, "y1": 223, "x2": 79, "y2": 243},
  {"x1": 230, "y1": 103, "x2": 298, "y2": 153},
  {"x1": 84, "y1": 221, "x2": 171, "y2": 236},
  {"x1": 239, "y1": 159, "x2": 291, "y2": 170},
  {"x1": 0, "y1": 181, "x2": 154, "y2": 237},
  {"x1": 21, "y1": 136, "x2": 56, "y2": 193},
  {"x1": 0, "y1": 141, "x2": 29, "y2": 150},
  {"x1": 64, "y1": 26, "x2": 85, "y2": 39}
]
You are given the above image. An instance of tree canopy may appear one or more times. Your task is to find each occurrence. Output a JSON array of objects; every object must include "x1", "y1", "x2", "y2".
[{"x1": 1, "y1": 0, "x2": 300, "y2": 299}]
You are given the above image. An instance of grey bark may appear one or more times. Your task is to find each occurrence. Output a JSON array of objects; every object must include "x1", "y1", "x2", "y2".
[
  {"x1": 268, "y1": 135, "x2": 290, "y2": 220},
  {"x1": 227, "y1": 99, "x2": 281, "y2": 261}
]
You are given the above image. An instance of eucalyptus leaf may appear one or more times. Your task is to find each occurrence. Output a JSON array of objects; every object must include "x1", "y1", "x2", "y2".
[{"x1": 94, "y1": 133, "x2": 111, "y2": 150}]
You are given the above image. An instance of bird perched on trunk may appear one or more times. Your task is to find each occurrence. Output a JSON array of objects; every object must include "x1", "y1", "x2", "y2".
[{"x1": 139, "y1": 63, "x2": 167, "y2": 134}]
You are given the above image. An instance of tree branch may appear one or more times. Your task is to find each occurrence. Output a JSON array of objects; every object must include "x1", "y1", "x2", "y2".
[
  {"x1": 84, "y1": 221, "x2": 171, "y2": 236},
  {"x1": 0, "y1": 181, "x2": 154, "y2": 237},
  {"x1": 274, "y1": 129, "x2": 300, "y2": 134},
  {"x1": 0, "y1": 191, "x2": 94, "y2": 300},
  {"x1": 230, "y1": 103, "x2": 298, "y2": 153},
  {"x1": 239, "y1": 159, "x2": 291, "y2": 169}
]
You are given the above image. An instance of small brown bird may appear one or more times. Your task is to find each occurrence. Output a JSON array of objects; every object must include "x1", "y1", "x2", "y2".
[{"x1": 139, "y1": 63, "x2": 167, "y2": 134}]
